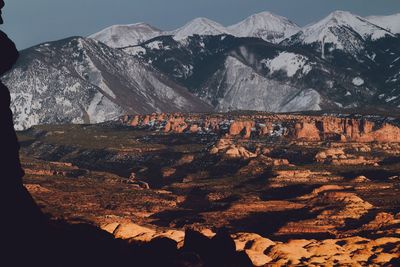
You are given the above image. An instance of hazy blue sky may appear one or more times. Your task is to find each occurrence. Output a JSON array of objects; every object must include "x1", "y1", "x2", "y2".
[{"x1": 2, "y1": 0, "x2": 400, "y2": 49}]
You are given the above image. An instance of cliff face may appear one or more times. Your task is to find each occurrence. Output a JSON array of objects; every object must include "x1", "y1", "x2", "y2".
[
  {"x1": 294, "y1": 118, "x2": 400, "y2": 143},
  {"x1": 121, "y1": 113, "x2": 400, "y2": 143}
]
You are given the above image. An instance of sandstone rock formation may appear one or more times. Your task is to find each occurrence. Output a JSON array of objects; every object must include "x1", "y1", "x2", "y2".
[
  {"x1": 210, "y1": 138, "x2": 257, "y2": 159},
  {"x1": 123, "y1": 113, "x2": 400, "y2": 143},
  {"x1": 229, "y1": 121, "x2": 256, "y2": 138},
  {"x1": 100, "y1": 222, "x2": 400, "y2": 267},
  {"x1": 294, "y1": 122, "x2": 321, "y2": 141},
  {"x1": 315, "y1": 148, "x2": 379, "y2": 165}
]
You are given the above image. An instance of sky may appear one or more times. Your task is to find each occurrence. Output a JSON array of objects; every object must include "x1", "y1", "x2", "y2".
[{"x1": 1, "y1": 0, "x2": 400, "y2": 50}]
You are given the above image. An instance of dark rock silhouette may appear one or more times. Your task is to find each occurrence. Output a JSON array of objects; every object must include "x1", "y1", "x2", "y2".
[
  {"x1": 0, "y1": 2, "x2": 52, "y2": 266},
  {"x1": 183, "y1": 229, "x2": 253, "y2": 267},
  {"x1": 0, "y1": 0, "x2": 23, "y2": 185},
  {"x1": 0, "y1": 2, "x2": 249, "y2": 266}
]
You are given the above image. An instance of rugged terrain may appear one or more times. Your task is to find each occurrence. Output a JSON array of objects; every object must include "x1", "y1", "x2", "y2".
[
  {"x1": 18, "y1": 112, "x2": 400, "y2": 266},
  {"x1": 2, "y1": 11, "x2": 400, "y2": 130},
  {"x1": 2, "y1": 37, "x2": 211, "y2": 130}
]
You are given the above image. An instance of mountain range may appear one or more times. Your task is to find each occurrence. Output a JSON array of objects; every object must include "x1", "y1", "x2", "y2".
[{"x1": 2, "y1": 10, "x2": 400, "y2": 130}]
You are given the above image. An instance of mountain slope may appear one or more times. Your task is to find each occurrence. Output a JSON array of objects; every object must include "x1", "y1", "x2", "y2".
[
  {"x1": 366, "y1": 13, "x2": 400, "y2": 34},
  {"x1": 207, "y1": 56, "x2": 321, "y2": 112},
  {"x1": 89, "y1": 23, "x2": 162, "y2": 48},
  {"x1": 280, "y1": 11, "x2": 400, "y2": 109},
  {"x1": 228, "y1": 12, "x2": 300, "y2": 43},
  {"x1": 2, "y1": 37, "x2": 211, "y2": 130},
  {"x1": 285, "y1": 11, "x2": 394, "y2": 57},
  {"x1": 127, "y1": 35, "x2": 384, "y2": 111}
]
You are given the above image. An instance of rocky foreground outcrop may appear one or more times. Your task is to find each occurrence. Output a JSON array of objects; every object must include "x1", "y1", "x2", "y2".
[
  {"x1": 100, "y1": 222, "x2": 400, "y2": 267},
  {"x1": 121, "y1": 112, "x2": 400, "y2": 143}
]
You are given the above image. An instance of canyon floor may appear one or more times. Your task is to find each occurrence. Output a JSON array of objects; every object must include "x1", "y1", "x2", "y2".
[{"x1": 18, "y1": 112, "x2": 400, "y2": 266}]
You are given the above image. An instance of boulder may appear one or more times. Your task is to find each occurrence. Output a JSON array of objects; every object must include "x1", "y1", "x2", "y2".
[
  {"x1": 113, "y1": 223, "x2": 155, "y2": 240},
  {"x1": 229, "y1": 121, "x2": 255, "y2": 138}
]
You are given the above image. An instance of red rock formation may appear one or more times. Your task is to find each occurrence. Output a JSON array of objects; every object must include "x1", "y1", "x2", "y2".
[
  {"x1": 229, "y1": 121, "x2": 255, "y2": 138},
  {"x1": 259, "y1": 122, "x2": 273, "y2": 135},
  {"x1": 142, "y1": 115, "x2": 150, "y2": 125},
  {"x1": 130, "y1": 115, "x2": 139, "y2": 127},
  {"x1": 121, "y1": 113, "x2": 400, "y2": 143},
  {"x1": 358, "y1": 123, "x2": 400, "y2": 143},
  {"x1": 164, "y1": 121, "x2": 172, "y2": 132},
  {"x1": 294, "y1": 122, "x2": 321, "y2": 141}
]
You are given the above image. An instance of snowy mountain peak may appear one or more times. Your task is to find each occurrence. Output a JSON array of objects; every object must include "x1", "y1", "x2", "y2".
[
  {"x1": 327, "y1": 10, "x2": 357, "y2": 20},
  {"x1": 89, "y1": 23, "x2": 162, "y2": 48},
  {"x1": 303, "y1": 10, "x2": 393, "y2": 42},
  {"x1": 241, "y1": 11, "x2": 297, "y2": 25},
  {"x1": 228, "y1": 11, "x2": 300, "y2": 43},
  {"x1": 320, "y1": 10, "x2": 378, "y2": 29},
  {"x1": 366, "y1": 13, "x2": 400, "y2": 34},
  {"x1": 168, "y1": 17, "x2": 230, "y2": 40},
  {"x1": 288, "y1": 10, "x2": 395, "y2": 57}
]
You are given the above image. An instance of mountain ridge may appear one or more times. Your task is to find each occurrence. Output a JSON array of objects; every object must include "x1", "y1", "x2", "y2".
[
  {"x1": 2, "y1": 10, "x2": 400, "y2": 130},
  {"x1": 88, "y1": 10, "x2": 399, "y2": 47},
  {"x1": 3, "y1": 36, "x2": 211, "y2": 130},
  {"x1": 89, "y1": 23, "x2": 162, "y2": 48},
  {"x1": 366, "y1": 13, "x2": 400, "y2": 34}
]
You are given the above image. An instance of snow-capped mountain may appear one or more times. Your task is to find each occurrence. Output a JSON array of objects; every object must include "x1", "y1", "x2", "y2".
[
  {"x1": 3, "y1": 10, "x2": 400, "y2": 130},
  {"x1": 285, "y1": 11, "x2": 394, "y2": 56},
  {"x1": 130, "y1": 34, "x2": 385, "y2": 112},
  {"x1": 228, "y1": 12, "x2": 300, "y2": 43},
  {"x1": 366, "y1": 13, "x2": 400, "y2": 34},
  {"x1": 2, "y1": 37, "x2": 211, "y2": 130},
  {"x1": 279, "y1": 11, "x2": 400, "y2": 109},
  {"x1": 89, "y1": 23, "x2": 162, "y2": 48},
  {"x1": 167, "y1": 17, "x2": 230, "y2": 40},
  {"x1": 89, "y1": 12, "x2": 300, "y2": 46}
]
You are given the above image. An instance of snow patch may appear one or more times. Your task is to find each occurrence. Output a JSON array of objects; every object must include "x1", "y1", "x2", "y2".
[
  {"x1": 386, "y1": 96, "x2": 398, "y2": 102},
  {"x1": 263, "y1": 52, "x2": 310, "y2": 77},
  {"x1": 123, "y1": 46, "x2": 147, "y2": 56},
  {"x1": 210, "y1": 56, "x2": 321, "y2": 112},
  {"x1": 352, "y1": 77, "x2": 364, "y2": 86},
  {"x1": 146, "y1": 40, "x2": 166, "y2": 50}
]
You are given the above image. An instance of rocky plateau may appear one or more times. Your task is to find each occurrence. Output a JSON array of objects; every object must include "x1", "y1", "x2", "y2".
[{"x1": 17, "y1": 111, "x2": 400, "y2": 266}]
